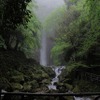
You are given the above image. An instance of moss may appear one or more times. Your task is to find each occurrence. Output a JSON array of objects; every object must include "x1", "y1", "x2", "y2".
[
  {"x1": 33, "y1": 74, "x2": 43, "y2": 80},
  {"x1": 72, "y1": 80, "x2": 100, "y2": 92},
  {"x1": 0, "y1": 50, "x2": 51, "y2": 92},
  {"x1": 11, "y1": 75, "x2": 24, "y2": 83},
  {"x1": 65, "y1": 83, "x2": 73, "y2": 90},
  {"x1": 23, "y1": 83, "x2": 32, "y2": 91},
  {"x1": 63, "y1": 96, "x2": 74, "y2": 100},
  {"x1": 0, "y1": 77, "x2": 11, "y2": 89},
  {"x1": 41, "y1": 79, "x2": 50, "y2": 84},
  {"x1": 43, "y1": 67, "x2": 55, "y2": 78},
  {"x1": 78, "y1": 80, "x2": 100, "y2": 92},
  {"x1": 73, "y1": 85, "x2": 80, "y2": 93},
  {"x1": 29, "y1": 80, "x2": 39, "y2": 89},
  {"x1": 41, "y1": 71, "x2": 49, "y2": 78},
  {"x1": 11, "y1": 83, "x2": 23, "y2": 90}
]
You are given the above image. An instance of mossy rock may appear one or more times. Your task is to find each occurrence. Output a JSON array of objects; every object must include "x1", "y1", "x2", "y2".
[
  {"x1": 56, "y1": 83, "x2": 68, "y2": 92},
  {"x1": 29, "y1": 80, "x2": 39, "y2": 88},
  {"x1": 23, "y1": 83, "x2": 32, "y2": 91},
  {"x1": 0, "y1": 77, "x2": 11, "y2": 89},
  {"x1": 33, "y1": 74, "x2": 42, "y2": 80},
  {"x1": 35, "y1": 86, "x2": 49, "y2": 93},
  {"x1": 65, "y1": 83, "x2": 73, "y2": 90},
  {"x1": 41, "y1": 79, "x2": 50, "y2": 84},
  {"x1": 11, "y1": 75, "x2": 24, "y2": 83},
  {"x1": 11, "y1": 83, "x2": 23, "y2": 90},
  {"x1": 35, "y1": 70, "x2": 49, "y2": 78},
  {"x1": 63, "y1": 96, "x2": 74, "y2": 100},
  {"x1": 77, "y1": 80, "x2": 100, "y2": 92},
  {"x1": 43, "y1": 67, "x2": 55, "y2": 78},
  {"x1": 72, "y1": 85, "x2": 80, "y2": 93},
  {"x1": 0, "y1": 50, "x2": 51, "y2": 92},
  {"x1": 33, "y1": 72, "x2": 49, "y2": 81},
  {"x1": 41, "y1": 72, "x2": 49, "y2": 78},
  {"x1": 59, "y1": 68, "x2": 68, "y2": 81}
]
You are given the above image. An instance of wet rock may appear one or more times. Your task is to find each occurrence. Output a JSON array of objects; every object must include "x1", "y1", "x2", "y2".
[
  {"x1": 11, "y1": 83, "x2": 23, "y2": 91},
  {"x1": 23, "y1": 83, "x2": 32, "y2": 92},
  {"x1": 35, "y1": 86, "x2": 49, "y2": 93},
  {"x1": 43, "y1": 67, "x2": 55, "y2": 78},
  {"x1": 72, "y1": 85, "x2": 80, "y2": 93},
  {"x1": 0, "y1": 50, "x2": 51, "y2": 92},
  {"x1": 59, "y1": 68, "x2": 68, "y2": 81},
  {"x1": 10, "y1": 74, "x2": 24, "y2": 83},
  {"x1": 56, "y1": 82, "x2": 68, "y2": 92},
  {"x1": 41, "y1": 79, "x2": 51, "y2": 84}
]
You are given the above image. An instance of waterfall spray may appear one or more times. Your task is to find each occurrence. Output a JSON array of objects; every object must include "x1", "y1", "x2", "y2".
[{"x1": 40, "y1": 31, "x2": 47, "y2": 66}]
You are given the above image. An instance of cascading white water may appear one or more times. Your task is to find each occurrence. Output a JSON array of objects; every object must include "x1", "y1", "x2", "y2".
[
  {"x1": 48, "y1": 67, "x2": 93, "y2": 100},
  {"x1": 74, "y1": 97, "x2": 91, "y2": 100},
  {"x1": 35, "y1": 0, "x2": 64, "y2": 66},
  {"x1": 35, "y1": 1, "x2": 94, "y2": 100},
  {"x1": 48, "y1": 66, "x2": 65, "y2": 90}
]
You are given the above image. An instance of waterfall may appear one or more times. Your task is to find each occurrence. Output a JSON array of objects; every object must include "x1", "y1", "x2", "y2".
[
  {"x1": 35, "y1": 1, "x2": 93, "y2": 100},
  {"x1": 74, "y1": 97, "x2": 91, "y2": 100},
  {"x1": 48, "y1": 66, "x2": 65, "y2": 90},
  {"x1": 48, "y1": 67, "x2": 93, "y2": 100},
  {"x1": 35, "y1": 0, "x2": 64, "y2": 66},
  {"x1": 40, "y1": 31, "x2": 47, "y2": 66}
]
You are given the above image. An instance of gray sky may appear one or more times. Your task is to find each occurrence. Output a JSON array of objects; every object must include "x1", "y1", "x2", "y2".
[{"x1": 35, "y1": 0, "x2": 65, "y2": 22}]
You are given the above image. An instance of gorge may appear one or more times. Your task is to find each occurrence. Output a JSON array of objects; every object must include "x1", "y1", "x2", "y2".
[
  {"x1": 35, "y1": 0, "x2": 64, "y2": 66},
  {"x1": 35, "y1": 0, "x2": 100, "y2": 100},
  {"x1": 0, "y1": 0, "x2": 100, "y2": 100}
]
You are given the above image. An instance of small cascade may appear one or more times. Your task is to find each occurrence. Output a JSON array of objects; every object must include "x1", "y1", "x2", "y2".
[
  {"x1": 48, "y1": 66, "x2": 65, "y2": 90},
  {"x1": 48, "y1": 69, "x2": 93, "y2": 100},
  {"x1": 68, "y1": 91, "x2": 92, "y2": 100},
  {"x1": 74, "y1": 97, "x2": 92, "y2": 100}
]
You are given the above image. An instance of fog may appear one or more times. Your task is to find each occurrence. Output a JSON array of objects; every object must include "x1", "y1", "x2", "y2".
[
  {"x1": 34, "y1": 0, "x2": 65, "y2": 66},
  {"x1": 35, "y1": 0, "x2": 65, "y2": 22}
]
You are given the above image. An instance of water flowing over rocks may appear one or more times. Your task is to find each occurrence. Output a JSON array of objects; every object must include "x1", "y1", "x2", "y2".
[
  {"x1": 48, "y1": 66, "x2": 65, "y2": 90},
  {"x1": 35, "y1": 0, "x2": 100, "y2": 100},
  {"x1": 47, "y1": 66, "x2": 97, "y2": 100}
]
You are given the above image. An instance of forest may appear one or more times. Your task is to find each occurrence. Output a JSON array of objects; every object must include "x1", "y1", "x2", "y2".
[
  {"x1": 44, "y1": 0, "x2": 100, "y2": 92},
  {"x1": 0, "y1": 0, "x2": 100, "y2": 98}
]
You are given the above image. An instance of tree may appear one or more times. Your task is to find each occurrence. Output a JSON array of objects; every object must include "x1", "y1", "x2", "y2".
[
  {"x1": 0, "y1": 0, "x2": 32, "y2": 49},
  {"x1": 44, "y1": 3, "x2": 80, "y2": 65}
]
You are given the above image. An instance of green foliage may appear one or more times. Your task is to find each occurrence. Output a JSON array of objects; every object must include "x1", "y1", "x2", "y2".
[
  {"x1": 16, "y1": 16, "x2": 41, "y2": 57},
  {"x1": 73, "y1": 80, "x2": 100, "y2": 92},
  {"x1": 0, "y1": 0, "x2": 32, "y2": 29},
  {"x1": 51, "y1": 42, "x2": 70, "y2": 65},
  {"x1": 80, "y1": 0, "x2": 100, "y2": 55},
  {"x1": 67, "y1": 62, "x2": 88, "y2": 73},
  {"x1": 11, "y1": 83, "x2": 23, "y2": 90},
  {"x1": 44, "y1": 6, "x2": 66, "y2": 35},
  {"x1": 0, "y1": 0, "x2": 41, "y2": 53},
  {"x1": 44, "y1": 6, "x2": 69, "y2": 65},
  {"x1": 45, "y1": 0, "x2": 100, "y2": 67},
  {"x1": 0, "y1": 0, "x2": 41, "y2": 58},
  {"x1": 45, "y1": 2, "x2": 81, "y2": 65},
  {"x1": 0, "y1": 77, "x2": 11, "y2": 89}
]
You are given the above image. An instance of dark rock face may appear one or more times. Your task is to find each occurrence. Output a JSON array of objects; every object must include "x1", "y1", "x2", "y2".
[
  {"x1": 0, "y1": 50, "x2": 51, "y2": 92},
  {"x1": 43, "y1": 66, "x2": 55, "y2": 78}
]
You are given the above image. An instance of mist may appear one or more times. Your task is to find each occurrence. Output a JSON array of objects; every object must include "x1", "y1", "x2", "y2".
[
  {"x1": 34, "y1": 0, "x2": 65, "y2": 66},
  {"x1": 35, "y1": 0, "x2": 65, "y2": 22}
]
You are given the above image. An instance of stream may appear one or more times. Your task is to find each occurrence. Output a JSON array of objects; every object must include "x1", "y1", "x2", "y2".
[
  {"x1": 36, "y1": 1, "x2": 99, "y2": 100},
  {"x1": 48, "y1": 66, "x2": 93, "y2": 100},
  {"x1": 48, "y1": 66, "x2": 65, "y2": 90}
]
